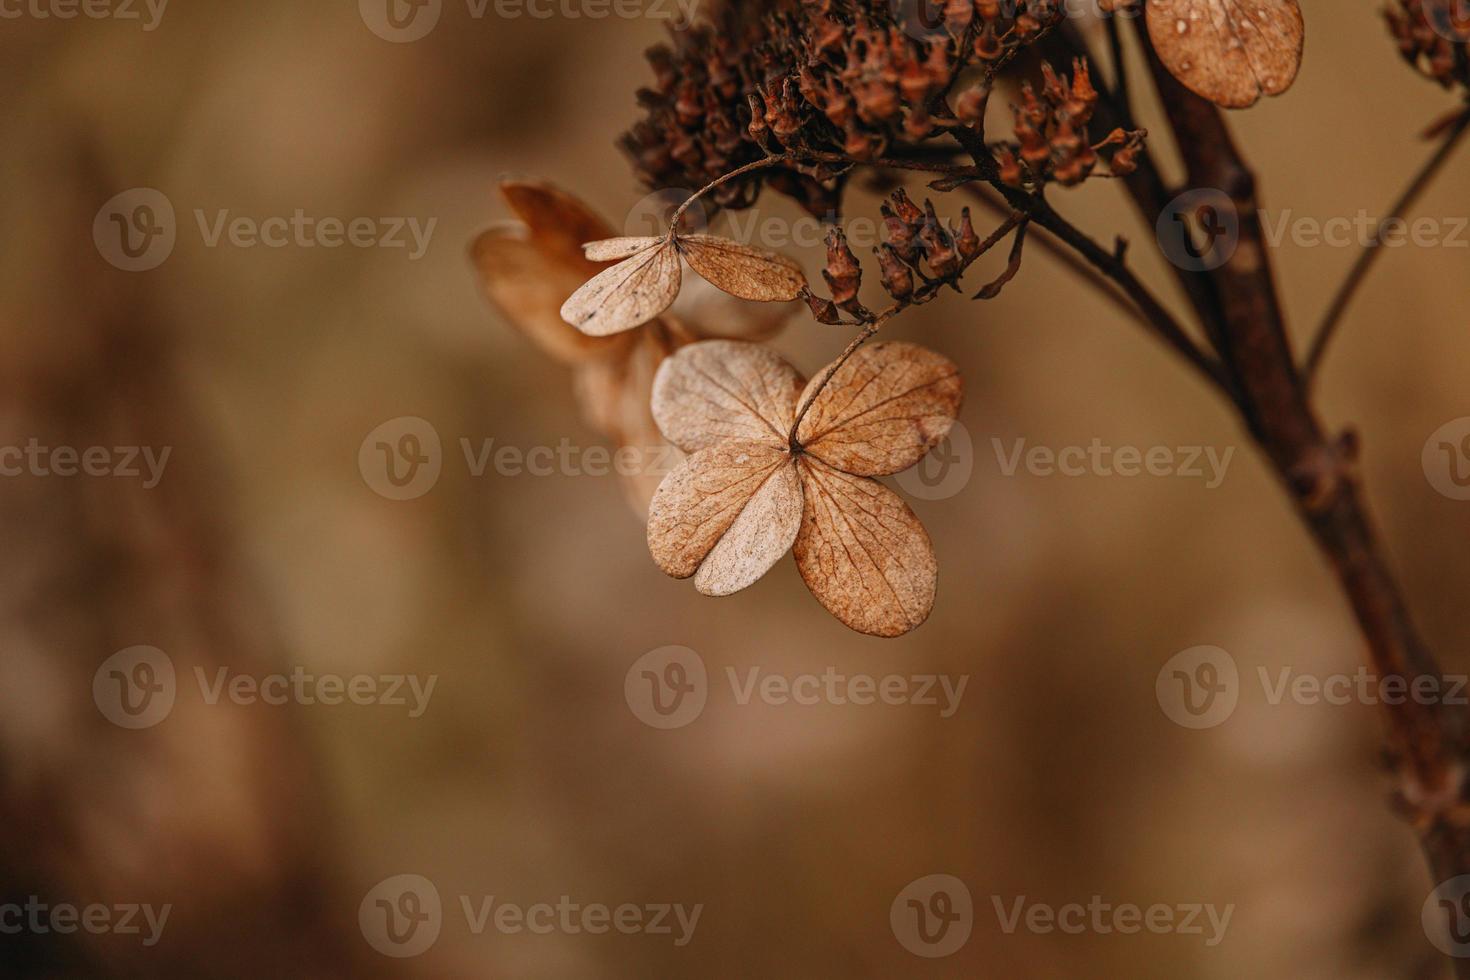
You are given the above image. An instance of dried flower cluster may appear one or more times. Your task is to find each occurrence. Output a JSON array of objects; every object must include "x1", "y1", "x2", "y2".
[
  {"x1": 621, "y1": 0, "x2": 1065, "y2": 215},
  {"x1": 1387, "y1": 0, "x2": 1470, "y2": 92},
  {"x1": 991, "y1": 60, "x2": 1145, "y2": 187}
]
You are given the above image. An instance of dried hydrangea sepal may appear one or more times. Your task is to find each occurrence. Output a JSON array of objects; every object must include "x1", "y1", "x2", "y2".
[{"x1": 1147, "y1": 0, "x2": 1305, "y2": 109}]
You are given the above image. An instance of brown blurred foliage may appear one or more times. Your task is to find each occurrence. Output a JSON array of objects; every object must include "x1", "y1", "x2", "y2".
[{"x1": 1, "y1": 1, "x2": 1469, "y2": 976}]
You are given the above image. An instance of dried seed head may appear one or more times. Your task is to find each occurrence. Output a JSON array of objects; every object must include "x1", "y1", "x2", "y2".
[
  {"x1": 822, "y1": 227, "x2": 864, "y2": 309},
  {"x1": 803, "y1": 289, "x2": 846, "y2": 325},
  {"x1": 874, "y1": 243, "x2": 914, "y2": 300},
  {"x1": 954, "y1": 83, "x2": 991, "y2": 127},
  {"x1": 918, "y1": 200, "x2": 960, "y2": 278},
  {"x1": 621, "y1": 0, "x2": 1064, "y2": 216}
]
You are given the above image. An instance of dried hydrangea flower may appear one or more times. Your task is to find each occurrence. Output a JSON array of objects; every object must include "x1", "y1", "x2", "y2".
[{"x1": 646, "y1": 339, "x2": 962, "y2": 637}]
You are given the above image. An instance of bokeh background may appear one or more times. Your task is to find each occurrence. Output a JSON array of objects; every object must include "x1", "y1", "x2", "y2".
[{"x1": 2, "y1": 0, "x2": 1469, "y2": 976}]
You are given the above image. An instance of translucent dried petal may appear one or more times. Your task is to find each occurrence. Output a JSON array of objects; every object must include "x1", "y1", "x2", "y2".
[
  {"x1": 677, "y1": 234, "x2": 807, "y2": 303},
  {"x1": 794, "y1": 458, "x2": 938, "y2": 638},
  {"x1": 650, "y1": 340, "x2": 805, "y2": 453},
  {"x1": 471, "y1": 226, "x2": 631, "y2": 365},
  {"x1": 583, "y1": 237, "x2": 666, "y2": 262},
  {"x1": 561, "y1": 240, "x2": 683, "y2": 336},
  {"x1": 647, "y1": 442, "x2": 802, "y2": 595},
  {"x1": 795, "y1": 342, "x2": 963, "y2": 477}
]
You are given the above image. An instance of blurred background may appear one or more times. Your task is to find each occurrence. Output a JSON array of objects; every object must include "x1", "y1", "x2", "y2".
[{"x1": 2, "y1": 0, "x2": 1468, "y2": 976}]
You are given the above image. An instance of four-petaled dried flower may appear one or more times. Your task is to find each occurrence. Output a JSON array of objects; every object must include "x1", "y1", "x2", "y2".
[
  {"x1": 646, "y1": 339, "x2": 963, "y2": 637},
  {"x1": 1146, "y1": 0, "x2": 1305, "y2": 109}
]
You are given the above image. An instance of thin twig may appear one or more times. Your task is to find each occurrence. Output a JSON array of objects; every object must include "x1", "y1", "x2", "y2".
[
  {"x1": 1105, "y1": 14, "x2": 1135, "y2": 131},
  {"x1": 1303, "y1": 110, "x2": 1470, "y2": 386}
]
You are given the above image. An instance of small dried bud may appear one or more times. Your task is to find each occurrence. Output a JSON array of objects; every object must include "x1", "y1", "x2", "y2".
[
  {"x1": 803, "y1": 289, "x2": 845, "y2": 325},
  {"x1": 919, "y1": 200, "x2": 960, "y2": 278},
  {"x1": 823, "y1": 227, "x2": 864, "y2": 309},
  {"x1": 995, "y1": 145, "x2": 1024, "y2": 187},
  {"x1": 955, "y1": 207, "x2": 980, "y2": 261},
  {"x1": 874, "y1": 244, "x2": 914, "y2": 300},
  {"x1": 890, "y1": 188, "x2": 925, "y2": 228},
  {"x1": 955, "y1": 83, "x2": 991, "y2": 127},
  {"x1": 881, "y1": 202, "x2": 920, "y2": 264}
]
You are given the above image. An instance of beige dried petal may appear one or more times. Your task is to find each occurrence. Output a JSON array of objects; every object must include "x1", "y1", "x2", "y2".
[
  {"x1": 669, "y1": 275, "x2": 798, "y2": 342},
  {"x1": 795, "y1": 342, "x2": 963, "y2": 477},
  {"x1": 794, "y1": 458, "x2": 937, "y2": 638},
  {"x1": 501, "y1": 180, "x2": 615, "y2": 275},
  {"x1": 651, "y1": 340, "x2": 805, "y2": 454},
  {"x1": 1147, "y1": 0, "x2": 1304, "y2": 109},
  {"x1": 678, "y1": 234, "x2": 807, "y2": 303},
  {"x1": 561, "y1": 240, "x2": 682, "y2": 336},
  {"x1": 573, "y1": 322, "x2": 692, "y2": 516},
  {"x1": 647, "y1": 443, "x2": 801, "y2": 595},
  {"x1": 583, "y1": 237, "x2": 665, "y2": 262},
  {"x1": 471, "y1": 228, "x2": 630, "y2": 365}
]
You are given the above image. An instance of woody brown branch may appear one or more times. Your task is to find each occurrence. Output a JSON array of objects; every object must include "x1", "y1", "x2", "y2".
[{"x1": 1127, "y1": 26, "x2": 1470, "y2": 946}]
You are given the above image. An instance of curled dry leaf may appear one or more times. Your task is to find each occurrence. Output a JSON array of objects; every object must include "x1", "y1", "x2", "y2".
[
  {"x1": 1147, "y1": 0, "x2": 1305, "y2": 109},
  {"x1": 563, "y1": 232, "x2": 807, "y2": 337},
  {"x1": 646, "y1": 339, "x2": 964, "y2": 638},
  {"x1": 472, "y1": 181, "x2": 797, "y2": 516}
]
